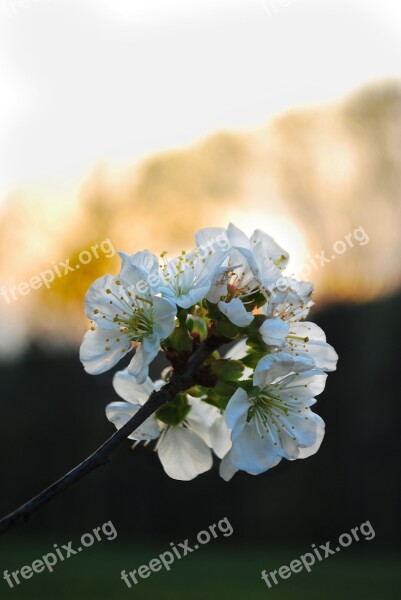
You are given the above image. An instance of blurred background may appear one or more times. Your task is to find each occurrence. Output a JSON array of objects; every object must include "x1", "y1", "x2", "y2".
[{"x1": 0, "y1": 1, "x2": 400, "y2": 598}]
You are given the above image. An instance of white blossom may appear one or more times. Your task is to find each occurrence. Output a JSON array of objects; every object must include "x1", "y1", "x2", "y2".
[
  {"x1": 260, "y1": 278, "x2": 338, "y2": 371},
  {"x1": 80, "y1": 251, "x2": 176, "y2": 382},
  {"x1": 106, "y1": 370, "x2": 231, "y2": 481},
  {"x1": 196, "y1": 223, "x2": 287, "y2": 327},
  {"x1": 220, "y1": 353, "x2": 327, "y2": 480}
]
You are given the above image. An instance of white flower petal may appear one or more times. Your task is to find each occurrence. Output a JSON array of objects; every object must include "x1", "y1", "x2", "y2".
[
  {"x1": 127, "y1": 333, "x2": 160, "y2": 383},
  {"x1": 224, "y1": 338, "x2": 247, "y2": 360},
  {"x1": 275, "y1": 370, "x2": 328, "y2": 401},
  {"x1": 157, "y1": 242, "x2": 228, "y2": 308},
  {"x1": 219, "y1": 451, "x2": 239, "y2": 481},
  {"x1": 105, "y1": 401, "x2": 160, "y2": 441},
  {"x1": 84, "y1": 274, "x2": 126, "y2": 326},
  {"x1": 112, "y1": 370, "x2": 156, "y2": 405},
  {"x1": 185, "y1": 398, "x2": 218, "y2": 446},
  {"x1": 253, "y1": 353, "x2": 315, "y2": 388},
  {"x1": 79, "y1": 328, "x2": 131, "y2": 375},
  {"x1": 152, "y1": 296, "x2": 177, "y2": 338},
  {"x1": 158, "y1": 427, "x2": 213, "y2": 481},
  {"x1": 218, "y1": 298, "x2": 254, "y2": 327},
  {"x1": 281, "y1": 411, "x2": 325, "y2": 451},
  {"x1": 250, "y1": 229, "x2": 289, "y2": 267},
  {"x1": 251, "y1": 243, "x2": 283, "y2": 285},
  {"x1": 227, "y1": 223, "x2": 251, "y2": 251},
  {"x1": 209, "y1": 414, "x2": 232, "y2": 458},
  {"x1": 119, "y1": 250, "x2": 160, "y2": 289},
  {"x1": 230, "y1": 422, "x2": 282, "y2": 474},
  {"x1": 263, "y1": 278, "x2": 314, "y2": 321},
  {"x1": 260, "y1": 317, "x2": 290, "y2": 346},
  {"x1": 224, "y1": 388, "x2": 250, "y2": 434},
  {"x1": 298, "y1": 418, "x2": 325, "y2": 458},
  {"x1": 278, "y1": 431, "x2": 301, "y2": 460},
  {"x1": 186, "y1": 396, "x2": 219, "y2": 429},
  {"x1": 206, "y1": 276, "x2": 230, "y2": 304},
  {"x1": 185, "y1": 398, "x2": 232, "y2": 458},
  {"x1": 299, "y1": 341, "x2": 338, "y2": 372},
  {"x1": 174, "y1": 286, "x2": 213, "y2": 309},
  {"x1": 195, "y1": 227, "x2": 228, "y2": 250},
  {"x1": 290, "y1": 321, "x2": 326, "y2": 342}
]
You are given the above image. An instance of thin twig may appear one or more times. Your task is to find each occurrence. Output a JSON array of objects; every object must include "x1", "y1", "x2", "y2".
[{"x1": 0, "y1": 335, "x2": 226, "y2": 536}]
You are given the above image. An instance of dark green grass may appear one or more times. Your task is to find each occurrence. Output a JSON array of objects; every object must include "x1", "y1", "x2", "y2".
[{"x1": 0, "y1": 541, "x2": 399, "y2": 600}]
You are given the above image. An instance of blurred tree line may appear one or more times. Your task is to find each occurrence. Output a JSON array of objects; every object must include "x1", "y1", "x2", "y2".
[{"x1": 1, "y1": 81, "x2": 401, "y2": 360}]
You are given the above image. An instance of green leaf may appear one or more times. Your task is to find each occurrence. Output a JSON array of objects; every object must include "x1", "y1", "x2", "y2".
[
  {"x1": 215, "y1": 317, "x2": 243, "y2": 339},
  {"x1": 254, "y1": 290, "x2": 269, "y2": 308},
  {"x1": 156, "y1": 393, "x2": 191, "y2": 426},
  {"x1": 244, "y1": 314, "x2": 267, "y2": 338},
  {"x1": 186, "y1": 385, "x2": 208, "y2": 398},
  {"x1": 242, "y1": 351, "x2": 268, "y2": 369},
  {"x1": 211, "y1": 359, "x2": 245, "y2": 383},
  {"x1": 237, "y1": 379, "x2": 255, "y2": 393},
  {"x1": 214, "y1": 381, "x2": 237, "y2": 397},
  {"x1": 201, "y1": 391, "x2": 232, "y2": 411},
  {"x1": 187, "y1": 381, "x2": 236, "y2": 410},
  {"x1": 200, "y1": 394, "x2": 223, "y2": 409}
]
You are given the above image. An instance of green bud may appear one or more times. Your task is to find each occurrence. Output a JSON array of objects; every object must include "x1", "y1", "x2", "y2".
[
  {"x1": 164, "y1": 324, "x2": 193, "y2": 352},
  {"x1": 187, "y1": 314, "x2": 209, "y2": 341}
]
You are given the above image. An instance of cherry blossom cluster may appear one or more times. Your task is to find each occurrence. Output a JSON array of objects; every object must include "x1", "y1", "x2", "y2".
[{"x1": 80, "y1": 224, "x2": 337, "y2": 481}]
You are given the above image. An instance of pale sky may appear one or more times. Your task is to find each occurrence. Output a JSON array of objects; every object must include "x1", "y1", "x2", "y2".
[{"x1": 0, "y1": 0, "x2": 400, "y2": 198}]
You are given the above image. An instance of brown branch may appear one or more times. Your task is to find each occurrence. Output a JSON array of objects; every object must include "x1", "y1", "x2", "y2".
[{"x1": 0, "y1": 335, "x2": 227, "y2": 536}]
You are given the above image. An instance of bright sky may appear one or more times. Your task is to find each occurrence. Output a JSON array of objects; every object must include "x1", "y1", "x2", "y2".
[{"x1": 0, "y1": 0, "x2": 400, "y2": 198}]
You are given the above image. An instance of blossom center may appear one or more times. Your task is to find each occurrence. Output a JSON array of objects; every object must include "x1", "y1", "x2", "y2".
[
  {"x1": 248, "y1": 389, "x2": 296, "y2": 442},
  {"x1": 160, "y1": 251, "x2": 197, "y2": 296},
  {"x1": 104, "y1": 283, "x2": 155, "y2": 341}
]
